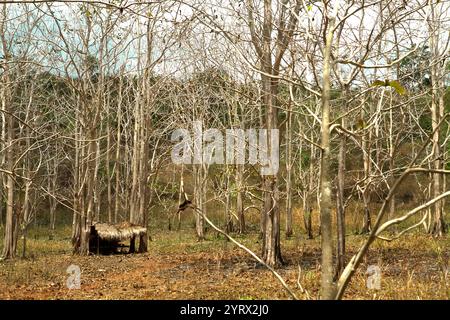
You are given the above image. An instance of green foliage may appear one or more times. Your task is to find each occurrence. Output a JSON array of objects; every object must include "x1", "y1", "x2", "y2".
[
  {"x1": 355, "y1": 118, "x2": 367, "y2": 130},
  {"x1": 371, "y1": 79, "x2": 407, "y2": 95},
  {"x1": 419, "y1": 114, "x2": 432, "y2": 132},
  {"x1": 330, "y1": 89, "x2": 342, "y2": 100},
  {"x1": 444, "y1": 87, "x2": 450, "y2": 113},
  {"x1": 300, "y1": 152, "x2": 310, "y2": 169},
  {"x1": 388, "y1": 80, "x2": 407, "y2": 95}
]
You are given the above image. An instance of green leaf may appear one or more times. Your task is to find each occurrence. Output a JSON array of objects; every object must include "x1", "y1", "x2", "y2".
[
  {"x1": 387, "y1": 80, "x2": 407, "y2": 95},
  {"x1": 356, "y1": 118, "x2": 367, "y2": 130},
  {"x1": 370, "y1": 79, "x2": 407, "y2": 95},
  {"x1": 370, "y1": 80, "x2": 387, "y2": 87}
]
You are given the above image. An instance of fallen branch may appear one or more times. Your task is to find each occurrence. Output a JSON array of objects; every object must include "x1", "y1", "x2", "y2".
[
  {"x1": 375, "y1": 191, "x2": 450, "y2": 238},
  {"x1": 336, "y1": 169, "x2": 450, "y2": 299},
  {"x1": 297, "y1": 264, "x2": 311, "y2": 300},
  {"x1": 189, "y1": 204, "x2": 299, "y2": 300},
  {"x1": 375, "y1": 213, "x2": 428, "y2": 242}
]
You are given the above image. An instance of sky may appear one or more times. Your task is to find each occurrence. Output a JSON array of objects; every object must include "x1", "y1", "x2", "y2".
[{"x1": 1, "y1": 0, "x2": 449, "y2": 87}]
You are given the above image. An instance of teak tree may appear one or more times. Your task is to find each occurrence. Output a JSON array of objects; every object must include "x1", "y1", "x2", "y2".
[{"x1": 245, "y1": 0, "x2": 301, "y2": 267}]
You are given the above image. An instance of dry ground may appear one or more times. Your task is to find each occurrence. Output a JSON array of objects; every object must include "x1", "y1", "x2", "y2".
[{"x1": 0, "y1": 221, "x2": 448, "y2": 300}]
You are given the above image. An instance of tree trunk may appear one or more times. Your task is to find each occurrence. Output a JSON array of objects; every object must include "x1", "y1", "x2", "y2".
[
  {"x1": 236, "y1": 164, "x2": 245, "y2": 233},
  {"x1": 319, "y1": 5, "x2": 337, "y2": 299},
  {"x1": 0, "y1": 189, "x2": 3, "y2": 227},
  {"x1": 1, "y1": 3, "x2": 18, "y2": 260},
  {"x1": 336, "y1": 124, "x2": 346, "y2": 276},
  {"x1": 225, "y1": 170, "x2": 232, "y2": 233},
  {"x1": 361, "y1": 193, "x2": 372, "y2": 234},
  {"x1": 177, "y1": 165, "x2": 185, "y2": 231},
  {"x1": 361, "y1": 124, "x2": 372, "y2": 234},
  {"x1": 93, "y1": 138, "x2": 101, "y2": 222},
  {"x1": 48, "y1": 153, "x2": 58, "y2": 231},
  {"x1": 304, "y1": 131, "x2": 315, "y2": 240},
  {"x1": 114, "y1": 72, "x2": 124, "y2": 224},
  {"x1": 21, "y1": 183, "x2": 31, "y2": 258},
  {"x1": 429, "y1": 3, "x2": 445, "y2": 236},
  {"x1": 71, "y1": 100, "x2": 81, "y2": 251},
  {"x1": 262, "y1": 177, "x2": 282, "y2": 266},
  {"x1": 388, "y1": 106, "x2": 396, "y2": 221},
  {"x1": 260, "y1": 74, "x2": 282, "y2": 266},
  {"x1": 2, "y1": 174, "x2": 16, "y2": 259},
  {"x1": 194, "y1": 165, "x2": 205, "y2": 240},
  {"x1": 79, "y1": 132, "x2": 97, "y2": 255},
  {"x1": 285, "y1": 104, "x2": 293, "y2": 238}
]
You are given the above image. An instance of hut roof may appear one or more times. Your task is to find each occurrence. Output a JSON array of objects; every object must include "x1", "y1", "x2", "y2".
[{"x1": 92, "y1": 222, "x2": 147, "y2": 241}]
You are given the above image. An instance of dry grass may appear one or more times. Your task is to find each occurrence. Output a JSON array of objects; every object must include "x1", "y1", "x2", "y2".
[
  {"x1": 0, "y1": 210, "x2": 448, "y2": 300},
  {"x1": 1, "y1": 161, "x2": 447, "y2": 299},
  {"x1": 93, "y1": 222, "x2": 147, "y2": 241}
]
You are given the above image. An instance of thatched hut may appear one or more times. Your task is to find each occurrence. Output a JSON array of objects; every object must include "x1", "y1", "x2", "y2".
[{"x1": 89, "y1": 222, "x2": 147, "y2": 254}]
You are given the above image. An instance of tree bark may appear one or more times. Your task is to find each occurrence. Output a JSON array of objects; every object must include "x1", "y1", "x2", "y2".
[
  {"x1": 236, "y1": 164, "x2": 245, "y2": 233},
  {"x1": 319, "y1": 3, "x2": 338, "y2": 299},
  {"x1": 336, "y1": 121, "x2": 346, "y2": 277},
  {"x1": 429, "y1": 2, "x2": 445, "y2": 236},
  {"x1": 285, "y1": 103, "x2": 293, "y2": 238},
  {"x1": 194, "y1": 165, "x2": 205, "y2": 240},
  {"x1": 1, "y1": 5, "x2": 18, "y2": 259}
]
